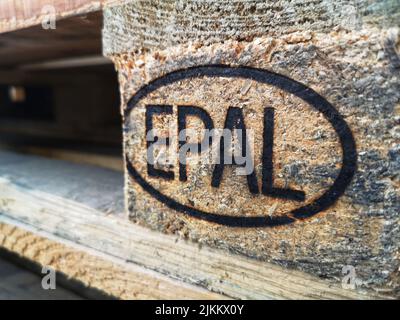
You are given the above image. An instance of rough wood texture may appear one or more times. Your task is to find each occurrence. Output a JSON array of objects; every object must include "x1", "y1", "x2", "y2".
[
  {"x1": 103, "y1": 0, "x2": 400, "y2": 55},
  {"x1": 103, "y1": 0, "x2": 400, "y2": 297},
  {"x1": 0, "y1": 151, "x2": 391, "y2": 299}
]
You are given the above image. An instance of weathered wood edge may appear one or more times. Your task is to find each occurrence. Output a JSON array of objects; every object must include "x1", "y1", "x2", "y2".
[
  {"x1": 0, "y1": 0, "x2": 132, "y2": 34},
  {"x1": 0, "y1": 219, "x2": 223, "y2": 300},
  {"x1": 0, "y1": 152, "x2": 391, "y2": 299},
  {"x1": 0, "y1": 0, "x2": 112, "y2": 33}
]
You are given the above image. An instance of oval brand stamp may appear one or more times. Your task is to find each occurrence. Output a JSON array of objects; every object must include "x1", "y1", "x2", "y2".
[{"x1": 124, "y1": 65, "x2": 357, "y2": 227}]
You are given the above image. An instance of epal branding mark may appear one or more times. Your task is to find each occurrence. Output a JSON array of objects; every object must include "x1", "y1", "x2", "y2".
[{"x1": 125, "y1": 65, "x2": 357, "y2": 227}]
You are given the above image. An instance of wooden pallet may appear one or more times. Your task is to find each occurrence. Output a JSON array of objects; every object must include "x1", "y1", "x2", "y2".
[{"x1": 0, "y1": 0, "x2": 398, "y2": 300}]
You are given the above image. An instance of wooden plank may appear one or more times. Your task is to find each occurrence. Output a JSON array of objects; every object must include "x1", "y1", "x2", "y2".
[
  {"x1": 0, "y1": 222, "x2": 223, "y2": 300},
  {"x1": 0, "y1": 11, "x2": 103, "y2": 68},
  {"x1": 0, "y1": 0, "x2": 100, "y2": 22},
  {"x1": 0, "y1": 0, "x2": 112, "y2": 33},
  {"x1": 0, "y1": 150, "x2": 390, "y2": 299}
]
